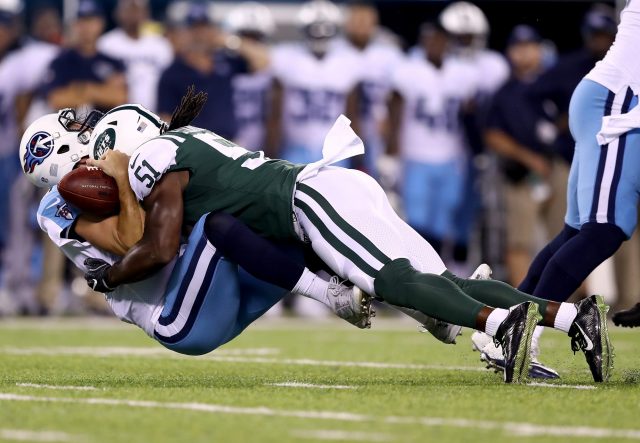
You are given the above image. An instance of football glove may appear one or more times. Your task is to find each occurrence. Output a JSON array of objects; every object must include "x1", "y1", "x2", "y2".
[{"x1": 84, "y1": 258, "x2": 116, "y2": 293}]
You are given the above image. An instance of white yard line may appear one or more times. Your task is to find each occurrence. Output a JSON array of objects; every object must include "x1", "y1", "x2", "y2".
[
  {"x1": 291, "y1": 429, "x2": 393, "y2": 441},
  {"x1": 2, "y1": 347, "x2": 279, "y2": 357},
  {"x1": 528, "y1": 382, "x2": 597, "y2": 390},
  {"x1": 269, "y1": 382, "x2": 356, "y2": 390},
  {"x1": 0, "y1": 429, "x2": 84, "y2": 442},
  {"x1": 15, "y1": 383, "x2": 99, "y2": 391},
  {"x1": 1, "y1": 346, "x2": 484, "y2": 372},
  {"x1": 1, "y1": 393, "x2": 639, "y2": 440}
]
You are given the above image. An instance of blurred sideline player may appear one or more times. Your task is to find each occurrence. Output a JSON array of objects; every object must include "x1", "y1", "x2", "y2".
[
  {"x1": 521, "y1": 0, "x2": 640, "y2": 328},
  {"x1": 387, "y1": 23, "x2": 474, "y2": 258},
  {"x1": 333, "y1": 1, "x2": 402, "y2": 178},
  {"x1": 225, "y1": 2, "x2": 275, "y2": 152},
  {"x1": 98, "y1": 0, "x2": 173, "y2": 113},
  {"x1": 0, "y1": 0, "x2": 26, "y2": 313},
  {"x1": 439, "y1": 1, "x2": 509, "y2": 275},
  {"x1": 266, "y1": 0, "x2": 361, "y2": 165},
  {"x1": 2, "y1": 5, "x2": 64, "y2": 315},
  {"x1": 21, "y1": 106, "x2": 372, "y2": 354}
]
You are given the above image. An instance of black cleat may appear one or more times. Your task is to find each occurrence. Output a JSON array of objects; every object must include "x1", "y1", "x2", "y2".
[
  {"x1": 493, "y1": 301, "x2": 541, "y2": 384},
  {"x1": 568, "y1": 295, "x2": 614, "y2": 382},
  {"x1": 612, "y1": 303, "x2": 640, "y2": 328}
]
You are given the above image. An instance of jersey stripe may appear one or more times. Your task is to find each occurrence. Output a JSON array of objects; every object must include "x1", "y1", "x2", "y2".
[
  {"x1": 606, "y1": 87, "x2": 634, "y2": 224},
  {"x1": 589, "y1": 90, "x2": 615, "y2": 222},
  {"x1": 296, "y1": 183, "x2": 391, "y2": 265},
  {"x1": 294, "y1": 198, "x2": 378, "y2": 278},
  {"x1": 104, "y1": 105, "x2": 165, "y2": 129}
]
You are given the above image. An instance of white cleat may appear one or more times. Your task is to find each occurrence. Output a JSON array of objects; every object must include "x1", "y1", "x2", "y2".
[
  {"x1": 470, "y1": 263, "x2": 492, "y2": 280},
  {"x1": 326, "y1": 277, "x2": 375, "y2": 329}
]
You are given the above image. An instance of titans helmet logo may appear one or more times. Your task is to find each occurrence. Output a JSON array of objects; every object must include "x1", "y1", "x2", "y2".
[{"x1": 23, "y1": 131, "x2": 54, "y2": 174}]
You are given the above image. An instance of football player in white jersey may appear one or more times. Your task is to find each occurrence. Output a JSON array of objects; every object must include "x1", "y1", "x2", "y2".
[
  {"x1": 21, "y1": 105, "x2": 373, "y2": 354},
  {"x1": 97, "y1": 0, "x2": 173, "y2": 112},
  {"x1": 333, "y1": 1, "x2": 402, "y2": 178},
  {"x1": 438, "y1": 1, "x2": 509, "y2": 275},
  {"x1": 225, "y1": 2, "x2": 275, "y2": 152},
  {"x1": 388, "y1": 22, "x2": 475, "y2": 258},
  {"x1": 266, "y1": 0, "x2": 362, "y2": 165}
]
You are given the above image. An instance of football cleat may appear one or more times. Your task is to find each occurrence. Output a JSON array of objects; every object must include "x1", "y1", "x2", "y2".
[
  {"x1": 419, "y1": 317, "x2": 462, "y2": 344},
  {"x1": 469, "y1": 263, "x2": 492, "y2": 280},
  {"x1": 327, "y1": 277, "x2": 375, "y2": 329},
  {"x1": 493, "y1": 302, "x2": 542, "y2": 383},
  {"x1": 568, "y1": 295, "x2": 614, "y2": 382},
  {"x1": 612, "y1": 303, "x2": 640, "y2": 328},
  {"x1": 473, "y1": 331, "x2": 559, "y2": 379}
]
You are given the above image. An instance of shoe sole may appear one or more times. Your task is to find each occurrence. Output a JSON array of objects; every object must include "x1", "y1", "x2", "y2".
[
  {"x1": 353, "y1": 288, "x2": 375, "y2": 329},
  {"x1": 510, "y1": 302, "x2": 542, "y2": 384},
  {"x1": 594, "y1": 295, "x2": 614, "y2": 382}
]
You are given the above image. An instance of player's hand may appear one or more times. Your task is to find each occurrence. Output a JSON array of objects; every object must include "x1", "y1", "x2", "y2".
[
  {"x1": 87, "y1": 150, "x2": 130, "y2": 184},
  {"x1": 84, "y1": 258, "x2": 116, "y2": 293}
]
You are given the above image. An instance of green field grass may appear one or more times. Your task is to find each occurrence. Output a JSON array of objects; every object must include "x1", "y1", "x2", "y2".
[{"x1": 1, "y1": 316, "x2": 639, "y2": 443}]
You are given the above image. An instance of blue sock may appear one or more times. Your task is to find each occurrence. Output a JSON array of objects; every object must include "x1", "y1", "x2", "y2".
[
  {"x1": 204, "y1": 212, "x2": 304, "y2": 290},
  {"x1": 518, "y1": 224, "x2": 578, "y2": 294},
  {"x1": 530, "y1": 222, "x2": 626, "y2": 302}
]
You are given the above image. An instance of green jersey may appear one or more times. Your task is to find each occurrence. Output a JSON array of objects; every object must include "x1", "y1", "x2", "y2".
[{"x1": 128, "y1": 126, "x2": 304, "y2": 239}]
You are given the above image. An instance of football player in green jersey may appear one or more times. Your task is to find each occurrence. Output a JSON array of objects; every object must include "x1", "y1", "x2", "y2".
[{"x1": 85, "y1": 90, "x2": 612, "y2": 383}]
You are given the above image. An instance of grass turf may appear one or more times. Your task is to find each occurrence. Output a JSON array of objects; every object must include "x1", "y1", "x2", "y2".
[{"x1": 0, "y1": 317, "x2": 639, "y2": 443}]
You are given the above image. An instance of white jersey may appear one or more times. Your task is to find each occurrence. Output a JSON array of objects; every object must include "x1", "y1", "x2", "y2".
[
  {"x1": 586, "y1": 0, "x2": 640, "y2": 95},
  {"x1": 14, "y1": 40, "x2": 60, "y2": 126},
  {"x1": 272, "y1": 42, "x2": 362, "y2": 157},
  {"x1": 98, "y1": 29, "x2": 173, "y2": 112},
  {"x1": 37, "y1": 187, "x2": 175, "y2": 337},
  {"x1": 232, "y1": 70, "x2": 272, "y2": 151},
  {"x1": 392, "y1": 56, "x2": 476, "y2": 164},
  {"x1": 467, "y1": 49, "x2": 510, "y2": 96},
  {"x1": 334, "y1": 38, "x2": 403, "y2": 148}
]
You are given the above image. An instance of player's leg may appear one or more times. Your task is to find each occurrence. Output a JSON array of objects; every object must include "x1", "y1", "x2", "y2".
[
  {"x1": 203, "y1": 211, "x2": 373, "y2": 328},
  {"x1": 529, "y1": 81, "x2": 636, "y2": 302},
  {"x1": 402, "y1": 161, "x2": 442, "y2": 252},
  {"x1": 295, "y1": 168, "x2": 540, "y2": 382}
]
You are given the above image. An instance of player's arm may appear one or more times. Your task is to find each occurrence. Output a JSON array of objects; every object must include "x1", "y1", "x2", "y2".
[
  {"x1": 102, "y1": 170, "x2": 189, "y2": 286},
  {"x1": 75, "y1": 151, "x2": 146, "y2": 256},
  {"x1": 386, "y1": 90, "x2": 403, "y2": 156},
  {"x1": 47, "y1": 82, "x2": 93, "y2": 109},
  {"x1": 85, "y1": 73, "x2": 128, "y2": 109},
  {"x1": 485, "y1": 128, "x2": 551, "y2": 178},
  {"x1": 345, "y1": 85, "x2": 361, "y2": 138}
]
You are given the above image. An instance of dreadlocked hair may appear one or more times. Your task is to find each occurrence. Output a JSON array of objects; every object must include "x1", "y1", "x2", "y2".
[{"x1": 167, "y1": 85, "x2": 209, "y2": 131}]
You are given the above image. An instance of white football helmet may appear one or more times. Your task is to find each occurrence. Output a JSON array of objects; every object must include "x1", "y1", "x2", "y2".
[
  {"x1": 225, "y1": 2, "x2": 275, "y2": 39},
  {"x1": 298, "y1": 0, "x2": 342, "y2": 54},
  {"x1": 439, "y1": 1, "x2": 489, "y2": 49},
  {"x1": 89, "y1": 104, "x2": 167, "y2": 159},
  {"x1": 19, "y1": 108, "x2": 101, "y2": 188}
]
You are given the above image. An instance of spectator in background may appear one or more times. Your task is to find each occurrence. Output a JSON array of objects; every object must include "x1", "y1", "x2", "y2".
[
  {"x1": 266, "y1": 0, "x2": 361, "y2": 164},
  {"x1": 225, "y1": 2, "x2": 275, "y2": 151},
  {"x1": 388, "y1": 23, "x2": 475, "y2": 257},
  {"x1": 98, "y1": 0, "x2": 173, "y2": 113},
  {"x1": 157, "y1": 1, "x2": 269, "y2": 140},
  {"x1": 44, "y1": 0, "x2": 127, "y2": 113},
  {"x1": 335, "y1": 0, "x2": 402, "y2": 178},
  {"x1": 485, "y1": 25, "x2": 566, "y2": 286}
]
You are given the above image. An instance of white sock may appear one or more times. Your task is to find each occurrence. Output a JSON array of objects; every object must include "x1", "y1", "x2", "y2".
[
  {"x1": 291, "y1": 268, "x2": 330, "y2": 305},
  {"x1": 485, "y1": 308, "x2": 510, "y2": 337},
  {"x1": 553, "y1": 303, "x2": 578, "y2": 333},
  {"x1": 531, "y1": 326, "x2": 544, "y2": 360}
]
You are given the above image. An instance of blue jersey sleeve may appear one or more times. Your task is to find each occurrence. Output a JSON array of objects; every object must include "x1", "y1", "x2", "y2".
[{"x1": 37, "y1": 187, "x2": 80, "y2": 237}]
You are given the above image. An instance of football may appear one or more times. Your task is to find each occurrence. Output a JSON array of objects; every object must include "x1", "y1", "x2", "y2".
[{"x1": 58, "y1": 166, "x2": 119, "y2": 217}]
